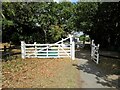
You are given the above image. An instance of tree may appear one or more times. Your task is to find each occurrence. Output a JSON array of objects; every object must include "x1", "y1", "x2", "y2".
[
  {"x1": 2, "y1": 2, "x2": 75, "y2": 44},
  {"x1": 74, "y1": 2, "x2": 98, "y2": 45},
  {"x1": 2, "y1": 2, "x2": 34, "y2": 44},
  {"x1": 91, "y1": 2, "x2": 119, "y2": 50},
  {"x1": 2, "y1": 2, "x2": 119, "y2": 51}
]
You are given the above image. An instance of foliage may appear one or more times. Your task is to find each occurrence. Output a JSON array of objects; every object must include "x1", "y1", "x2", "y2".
[
  {"x1": 79, "y1": 35, "x2": 85, "y2": 41},
  {"x1": 90, "y1": 2, "x2": 119, "y2": 50},
  {"x1": 74, "y1": 2, "x2": 98, "y2": 32},
  {"x1": 2, "y1": 2, "x2": 75, "y2": 44},
  {"x1": 49, "y1": 25, "x2": 64, "y2": 42},
  {"x1": 79, "y1": 35, "x2": 90, "y2": 42},
  {"x1": 2, "y1": 2, "x2": 120, "y2": 50}
]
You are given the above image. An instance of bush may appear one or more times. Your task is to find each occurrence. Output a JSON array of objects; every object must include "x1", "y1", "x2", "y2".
[{"x1": 79, "y1": 35, "x2": 90, "y2": 42}]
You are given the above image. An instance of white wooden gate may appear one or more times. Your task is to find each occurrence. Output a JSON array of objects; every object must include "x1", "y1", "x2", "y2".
[
  {"x1": 21, "y1": 35, "x2": 75, "y2": 60},
  {"x1": 91, "y1": 40, "x2": 100, "y2": 64}
]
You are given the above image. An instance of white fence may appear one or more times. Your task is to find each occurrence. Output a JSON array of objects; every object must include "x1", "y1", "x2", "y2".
[
  {"x1": 21, "y1": 35, "x2": 75, "y2": 60},
  {"x1": 91, "y1": 40, "x2": 100, "y2": 64}
]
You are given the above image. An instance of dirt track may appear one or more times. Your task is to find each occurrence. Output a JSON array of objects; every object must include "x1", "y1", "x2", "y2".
[{"x1": 75, "y1": 49, "x2": 119, "y2": 89}]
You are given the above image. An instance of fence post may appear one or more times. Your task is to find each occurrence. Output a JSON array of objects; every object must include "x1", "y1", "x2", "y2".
[
  {"x1": 91, "y1": 40, "x2": 94, "y2": 58},
  {"x1": 70, "y1": 35, "x2": 72, "y2": 59},
  {"x1": 71, "y1": 36, "x2": 75, "y2": 60},
  {"x1": 96, "y1": 44, "x2": 100, "y2": 64},
  {"x1": 21, "y1": 41, "x2": 25, "y2": 59},
  {"x1": 34, "y1": 42, "x2": 37, "y2": 58},
  {"x1": 47, "y1": 45, "x2": 48, "y2": 57}
]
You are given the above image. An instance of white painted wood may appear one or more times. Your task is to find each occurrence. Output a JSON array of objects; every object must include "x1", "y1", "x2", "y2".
[
  {"x1": 34, "y1": 42, "x2": 37, "y2": 57},
  {"x1": 72, "y1": 40, "x2": 75, "y2": 60},
  {"x1": 55, "y1": 36, "x2": 71, "y2": 44},
  {"x1": 91, "y1": 40, "x2": 100, "y2": 64},
  {"x1": 70, "y1": 35, "x2": 72, "y2": 60},
  {"x1": 47, "y1": 45, "x2": 48, "y2": 57},
  {"x1": 21, "y1": 41, "x2": 25, "y2": 59},
  {"x1": 96, "y1": 53, "x2": 99, "y2": 64},
  {"x1": 25, "y1": 55, "x2": 70, "y2": 58},
  {"x1": 59, "y1": 44, "x2": 71, "y2": 58},
  {"x1": 21, "y1": 34, "x2": 75, "y2": 60}
]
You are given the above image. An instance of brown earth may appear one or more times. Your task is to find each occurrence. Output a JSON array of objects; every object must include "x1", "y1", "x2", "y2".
[{"x1": 2, "y1": 58, "x2": 81, "y2": 88}]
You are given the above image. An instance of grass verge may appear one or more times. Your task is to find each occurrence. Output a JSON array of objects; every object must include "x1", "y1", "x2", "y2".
[{"x1": 2, "y1": 57, "x2": 81, "y2": 88}]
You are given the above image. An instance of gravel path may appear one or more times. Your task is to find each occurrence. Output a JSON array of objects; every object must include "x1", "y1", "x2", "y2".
[
  {"x1": 75, "y1": 50, "x2": 118, "y2": 89},
  {"x1": 77, "y1": 58, "x2": 115, "y2": 88}
]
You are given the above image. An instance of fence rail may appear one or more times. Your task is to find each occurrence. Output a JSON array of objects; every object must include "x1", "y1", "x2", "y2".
[{"x1": 21, "y1": 35, "x2": 75, "y2": 60}]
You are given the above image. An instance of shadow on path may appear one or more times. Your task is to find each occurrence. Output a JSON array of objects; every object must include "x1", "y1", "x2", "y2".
[{"x1": 74, "y1": 49, "x2": 119, "y2": 89}]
